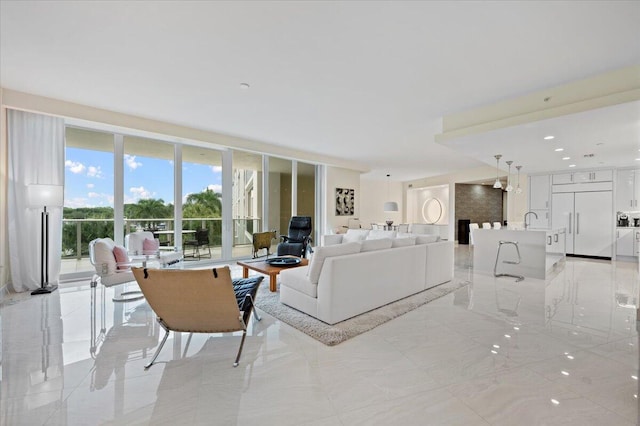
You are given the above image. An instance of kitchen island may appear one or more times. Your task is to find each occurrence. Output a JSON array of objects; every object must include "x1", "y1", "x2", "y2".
[{"x1": 472, "y1": 227, "x2": 566, "y2": 280}]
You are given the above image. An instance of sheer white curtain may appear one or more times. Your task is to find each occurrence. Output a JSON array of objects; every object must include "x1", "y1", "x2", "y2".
[{"x1": 8, "y1": 110, "x2": 65, "y2": 292}]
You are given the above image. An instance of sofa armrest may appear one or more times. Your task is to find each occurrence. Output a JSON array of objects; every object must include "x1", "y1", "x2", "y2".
[
  {"x1": 425, "y1": 240, "x2": 454, "y2": 288},
  {"x1": 322, "y1": 234, "x2": 343, "y2": 246}
]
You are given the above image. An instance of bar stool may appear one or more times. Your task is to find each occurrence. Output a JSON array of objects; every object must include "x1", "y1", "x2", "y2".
[{"x1": 493, "y1": 240, "x2": 524, "y2": 282}]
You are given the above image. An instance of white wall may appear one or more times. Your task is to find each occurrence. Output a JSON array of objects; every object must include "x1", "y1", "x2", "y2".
[
  {"x1": 359, "y1": 177, "x2": 403, "y2": 228},
  {"x1": 325, "y1": 166, "x2": 362, "y2": 233},
  {"x1": 407, "y1": 184, "x2": 449, "y2": 225}
]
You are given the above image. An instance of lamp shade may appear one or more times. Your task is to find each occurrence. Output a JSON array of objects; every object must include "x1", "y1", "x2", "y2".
[
  {"x1": 383, "y1": 201, "x2": 398, "y2": 212},
  {"x1": 27, "y1": 184, "x2": 64, "y2": 208}
]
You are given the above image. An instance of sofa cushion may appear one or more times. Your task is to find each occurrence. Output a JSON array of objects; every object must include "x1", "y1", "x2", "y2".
[
  {"x1": 307, "y1": 242, "x2": 361, "y2": 284},
  {"x1": 367, "y1": 229, "x2": 397, "y2": 240},
  {"x1": 322, "y1": 234, "x2": 344, "y2": 246},
  {"x1": 415, "y1": 234, "x2": 440, "y2": 244},
  {"x1": 396, "y1": 232, "x2": 414, "y2": 239},
  {"x1": 392, "y1": 237, "x2": 416, "y2": 248},
  {"x1": 359, "y1": 238, "x2": 392, "y2": 252},
  {"x1": 342, "y1": 229, "x2": 369, "y2": 243}
]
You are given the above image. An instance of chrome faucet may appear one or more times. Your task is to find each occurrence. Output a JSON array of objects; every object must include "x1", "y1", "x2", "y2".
[{"x1": 524, "y1": 211, "x2": 538, "y2": 229}]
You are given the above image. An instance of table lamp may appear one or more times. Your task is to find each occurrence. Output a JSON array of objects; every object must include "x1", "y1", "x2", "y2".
[{"x1": 27, "y1": 184, "x2": 64, "y2": 295}]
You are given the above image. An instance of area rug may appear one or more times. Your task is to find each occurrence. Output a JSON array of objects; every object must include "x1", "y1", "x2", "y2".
[{"x1": 254, "y1": 278, "x2": 469, "y2": 346}]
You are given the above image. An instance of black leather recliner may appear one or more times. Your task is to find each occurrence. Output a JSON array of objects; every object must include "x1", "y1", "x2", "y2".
[{"x1": 276, "y1": 216, "x2": 313, "y2": 258}]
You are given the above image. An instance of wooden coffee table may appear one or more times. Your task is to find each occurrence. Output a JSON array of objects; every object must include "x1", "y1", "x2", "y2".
[{"x1": 237, "y1": 257, "x2": 309, "y2": 292}]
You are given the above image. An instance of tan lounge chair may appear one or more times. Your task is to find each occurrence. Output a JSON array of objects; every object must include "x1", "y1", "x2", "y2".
[{"x1": 131, "y1": 266, "x2": 263, "y2": 369}]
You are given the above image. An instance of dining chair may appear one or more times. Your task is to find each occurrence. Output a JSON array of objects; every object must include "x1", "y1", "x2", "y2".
[
  {"x1": 482, "y1": 222, "x2": 492, "y2": 229},
  {"x1": 468, "y1": 223, "x2": 480, "y2": 246},
  {"x1": 493, "y1": 222, "x2": 502, "y2": 229}
]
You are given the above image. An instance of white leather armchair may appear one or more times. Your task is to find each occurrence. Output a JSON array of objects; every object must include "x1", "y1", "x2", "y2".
[{"x1": 89, "y1": 237, "x2": 143, "y2": 302}]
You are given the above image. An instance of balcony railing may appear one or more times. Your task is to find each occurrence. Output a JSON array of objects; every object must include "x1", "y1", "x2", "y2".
[{"x1": 62, "y1": 217, "x2": 261, "y2": 260}]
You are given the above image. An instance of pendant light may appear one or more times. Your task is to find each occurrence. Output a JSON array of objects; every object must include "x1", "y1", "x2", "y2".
[
  {"x1": 505, "y1": 160, "x2": 513, "y2": 192},
  {"x1": 492, "y1": 155, "x2": 503, "y2": 189},
  {"x1": 383, "y1": 174, "x2": 398, "y2": 212},
  {"x1": 515, "y1": 165, "x2": 523, "y2": 194}
]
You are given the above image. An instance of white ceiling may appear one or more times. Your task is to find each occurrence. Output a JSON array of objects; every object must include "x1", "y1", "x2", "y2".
[
  {"x1": 441, "y1": 100, "x2": 640, "y2": 176},
  {"x1": 1, "y1": 1, "x2": 639, "y2": 182}
]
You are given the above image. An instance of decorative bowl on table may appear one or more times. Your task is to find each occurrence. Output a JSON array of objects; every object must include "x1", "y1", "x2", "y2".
[{"x1": 265, "y1": 257, "x2": 301, "y2": 267}]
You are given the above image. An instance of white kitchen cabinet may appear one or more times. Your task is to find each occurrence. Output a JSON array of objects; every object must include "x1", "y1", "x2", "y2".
[
  {"x1": 616, "y1": 228, "x2": 635, "y2": 257},
  {"x1": 573, "y1": 170, "x2": 613, "y2": 183},
  {"x1": 551, "y1": 191, "x2": 613, "y2": 257},
  {"x1": 553, "y1": 170, "x2": 613, "y2": 185},
  {"x1": 529, "y1": 174, "x2": 550, "y2": 210},
  {"x1": 616, "y1": 169, "x2": 639, "y2": 211},
  {"x1": 552, "y1": 173, "x2": 574, "y2": 184},
  {"x1": 546, "y1": 229, "x2": 566, "y2": 255}
]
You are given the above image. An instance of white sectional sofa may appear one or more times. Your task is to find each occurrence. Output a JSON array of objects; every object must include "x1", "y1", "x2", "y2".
[{"x1": 279, "y1": 229, "x2": 454, "y2": 324}]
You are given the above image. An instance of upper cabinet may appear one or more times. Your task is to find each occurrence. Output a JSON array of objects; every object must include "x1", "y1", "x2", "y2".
[
  {"x1": 529, "y1": 174, "x2": 550, "y2": 210},
  {"x1": 616, "y1": 169, "x2": 640, "y2": 211},
  {"x1": 553, "y1": 170, "x2": 613, "y2": 185}
]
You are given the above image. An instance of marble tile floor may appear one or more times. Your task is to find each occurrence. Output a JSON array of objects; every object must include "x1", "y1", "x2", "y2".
[{"x1": 1, "y1": 248, "x2": 638, "y2": 425}]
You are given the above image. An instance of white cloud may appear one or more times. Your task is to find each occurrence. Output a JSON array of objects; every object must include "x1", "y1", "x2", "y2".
[
  {"x1": 207, "y1": 184, "x2": 222, "y2": 193},
  {"x1": 65, "y1": 160, "x2": 86, "y2": 174},
  {"x1": 87, "y1": 192, "x2": 100, "y2": 198},
  {"x1": 129, "y1": 186, "x2": 154, "y2": 199},
  {"x1": 87, "y1": 166, "x2": 103, "y2": 178},
  {"x1": 124, "y1": 154, "x2": 142, "y2": 170},
  {"x1": 210, "y1": 165, "x2": 222, "y2": 173},
  {"x1": 86, "y1": 183, "x2": 95, "y2": 189}
]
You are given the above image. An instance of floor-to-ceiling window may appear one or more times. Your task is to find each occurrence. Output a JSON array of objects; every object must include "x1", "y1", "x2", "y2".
[
  {"x1": 60, "y1": 123, "x2": 323, "y2": 278},
  {"x1": 62, "y1": 128, "x2": 115, "y2": 275},
  {"x1": 182, "y1": 145, "x2": 223, "y2": 260},
  {"x1": 122, "y1": 136, "x2": 175, "y2": 241},
  {"x1": 296, "y1": 161, "x2": 316, "y2": 242},
  {"x1": 232, "y1": 150, "x2": 263, "y2": 258},
  {"x1": 269, "y1": 157, "x2": 292, "y2": 237}
]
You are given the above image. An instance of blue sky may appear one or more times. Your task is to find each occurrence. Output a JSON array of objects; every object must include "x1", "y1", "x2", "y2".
[{"x1": 64, "y1": 147, "x2": 222, "y2": 208}]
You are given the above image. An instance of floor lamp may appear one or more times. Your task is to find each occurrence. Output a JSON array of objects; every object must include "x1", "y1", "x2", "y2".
[{"x1": 28, "y1": 184, "x2": 63, "y2": 295}]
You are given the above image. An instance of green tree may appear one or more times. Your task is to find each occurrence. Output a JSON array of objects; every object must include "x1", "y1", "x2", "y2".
[
  {"x1": 125, "y1": 198, "x2": 172, "y2": 228},
  {"x1": 183, "y1": 189, "x2": 221, "y2": 218}
]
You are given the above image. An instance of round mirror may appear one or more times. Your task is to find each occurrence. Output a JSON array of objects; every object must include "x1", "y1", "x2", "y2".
[{"x1": 422, "y1": 198, "x2": 443, "y2": 224}]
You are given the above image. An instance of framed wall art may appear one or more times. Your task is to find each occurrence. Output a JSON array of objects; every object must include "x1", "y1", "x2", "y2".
[{"x1": 335, "y1": 188, "x2": 355, "y2": 216}]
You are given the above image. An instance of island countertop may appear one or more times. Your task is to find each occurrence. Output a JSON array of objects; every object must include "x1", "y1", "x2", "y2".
[{"x1": 472, "y1": 228, "x2": 566, "y2": 280}]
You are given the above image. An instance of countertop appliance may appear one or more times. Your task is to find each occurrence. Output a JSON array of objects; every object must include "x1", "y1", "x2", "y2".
[{"x1": 618, "y1": 213, "x2": 629, "y2": 227}]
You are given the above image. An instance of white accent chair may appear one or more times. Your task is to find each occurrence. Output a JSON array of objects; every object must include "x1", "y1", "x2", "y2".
[{"x1": 89, "y1": 238, "x2": 143, "y2": 302}]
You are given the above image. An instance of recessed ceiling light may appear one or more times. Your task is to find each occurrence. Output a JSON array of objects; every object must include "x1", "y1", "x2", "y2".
[
  {"x1": 240, "y1": 83, "x2": 250, "y2": 89},
  {"x1": 555, "y1": 148, "x2": 564, "y2": 152},
  {"x1": 544, "y1": 136, "x2": 555, "y2": 140},
  {"x1": 636, "y1": 158, "x2": 640, "y2": 161},
  {"x1": 569, "y1": 164, "x2": 576, "y2": 168},
  {"x1": 562, "y1": 157, "x2": 570, "y2": 160}
]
